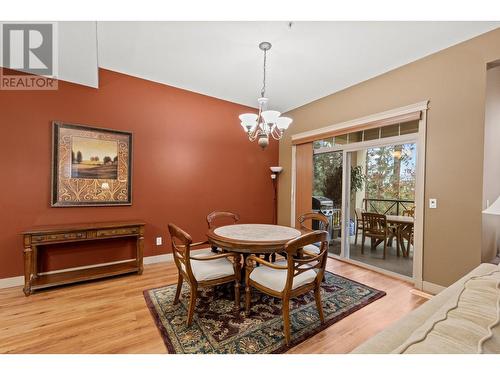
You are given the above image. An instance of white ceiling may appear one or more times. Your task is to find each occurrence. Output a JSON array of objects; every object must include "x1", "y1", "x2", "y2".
[
  {"x1": 95, "y1": 21, "x2": 499, "y2": 111},
  {"x1": 4, "y1": 22, "x2": 500, "y2": 111}
]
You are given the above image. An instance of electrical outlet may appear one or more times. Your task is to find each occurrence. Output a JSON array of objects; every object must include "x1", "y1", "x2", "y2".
[
  {"x1": 429, "y1": 198, "x2": 437, "y2": 209},
  {"x1": 156, "y1": 237, "x2": 162, "y2": 246}
]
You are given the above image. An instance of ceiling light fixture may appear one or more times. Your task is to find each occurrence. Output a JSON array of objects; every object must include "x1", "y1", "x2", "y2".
[{"x1": 239, "y1": 42, "x2": 292, "y2": 150}]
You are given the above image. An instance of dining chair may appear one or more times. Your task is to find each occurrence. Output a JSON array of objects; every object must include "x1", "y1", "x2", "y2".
[
  {"x1": 354, "y1": 207, "x2": 365, "y2": 245},
  {"x1": 168, "y1": 223, "x2": 242, "y2": 326},
  {"x1": 297, "y1": 212, "x2": 330, "y2": 254},
  {"x1": 361, "y1": 212, "x2": 390, "y2": 259},
  {"x1": 206, "y1": 211, "x2": 240, "y2": 252},
  {"x1": 402, "y1": 207, "x2": 415, "y2": 217},
  {"x1": 244, "y1": 230, "x2": 329, "y2": 345}
]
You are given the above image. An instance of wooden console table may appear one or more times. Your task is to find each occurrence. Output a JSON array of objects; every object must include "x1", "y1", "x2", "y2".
[{"x1": 22, "y1": 221, "x2": 145, "y2": 296}]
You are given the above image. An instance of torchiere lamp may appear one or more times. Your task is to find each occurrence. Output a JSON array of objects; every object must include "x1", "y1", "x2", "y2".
[
  {"x1": 270, "y1": 166, "x2": 283, "y2": 224},
  {"x1": 483, "y1": 196, "x2": 500, "y2": 264}
]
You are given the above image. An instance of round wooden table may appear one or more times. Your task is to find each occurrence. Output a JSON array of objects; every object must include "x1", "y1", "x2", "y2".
[{"x1": 206, "y1": 224, "x2": 302, "y2": 254}]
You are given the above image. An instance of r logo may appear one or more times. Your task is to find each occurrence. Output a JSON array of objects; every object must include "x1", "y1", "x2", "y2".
[{"x1": 2, "y1": 23, "x2": 53, "y2": 75}]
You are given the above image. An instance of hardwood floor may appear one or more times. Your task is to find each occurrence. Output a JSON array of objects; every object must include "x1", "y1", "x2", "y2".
[{"x1": 0, "y1": 258, "x2": 427, "y2": 354}]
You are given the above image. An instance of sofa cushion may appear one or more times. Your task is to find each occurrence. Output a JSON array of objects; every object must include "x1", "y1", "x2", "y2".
[{"x1": 392, "y1": 269, "x2": 500, "y2": 354}]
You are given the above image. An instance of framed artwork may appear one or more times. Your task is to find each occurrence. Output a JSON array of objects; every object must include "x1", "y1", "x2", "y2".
[{"x1": 51, "y1": 122, "x2": 132, "y2": 207}]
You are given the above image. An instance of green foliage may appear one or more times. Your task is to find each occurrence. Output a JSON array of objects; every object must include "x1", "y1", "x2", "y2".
[
  {"x1": 313, "y1": 152, "x2": 366, "y2": 207},
  {"x1": 313, "y1": 143, "x2": 416, "y2": 211}
]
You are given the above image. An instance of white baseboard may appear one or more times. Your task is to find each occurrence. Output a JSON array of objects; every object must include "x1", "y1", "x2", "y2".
[
  {"x1": 0, "y1": 276, "x2": 24, "y2": 289},
  {"x1": 0, "y1": 252, "x2": 175, "y2": 290},
  {"x1": 143, "y1": 253, "x2": 173, "y2": 264},
  {"x1": 422, "y1": 281, "x2": 445, "y2": 295}
]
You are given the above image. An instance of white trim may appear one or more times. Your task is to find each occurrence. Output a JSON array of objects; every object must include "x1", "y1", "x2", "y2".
[
  {"x1": 0, "y1": 252, "x2": 177, "y2": 290},
  {"x1": 412, "y1": 108, "x2": 428, "y2": 290},
  {"x1": 422, "y1": 281, "x2": 446, "y2": 295},
  {"x1": 0, "y1": 276, "x2": 24, "y2": 289},
  {"x1": 290, "y1": 144, "x2": 297, "y2": 226},
  {"x1": 143, "y1": 253, "x2": 173, "y2": 264},
  {"x1": 291, "y1": 100, "x2": 429, "y2": 142},
  {"x1": 329, "y1": 255, "x2": 414, "y2": 283}
]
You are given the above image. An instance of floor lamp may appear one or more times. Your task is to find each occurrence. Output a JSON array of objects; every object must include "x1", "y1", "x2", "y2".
[
  {"x1": 483, "y1": 196, "x2": 500, "y2": 264},
  {"x1": 270, "y1": 166, "x2": 283, "y2": 225}
]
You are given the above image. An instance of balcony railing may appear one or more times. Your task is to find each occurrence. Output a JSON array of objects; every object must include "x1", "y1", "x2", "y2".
[{"x1": 363, "y1": 198, "x2": 414, "y2": 216}]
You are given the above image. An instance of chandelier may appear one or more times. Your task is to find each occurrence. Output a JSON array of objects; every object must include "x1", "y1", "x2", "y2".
[{"x1": 239, "y1": 42, "x2": 292, "y2": 149}]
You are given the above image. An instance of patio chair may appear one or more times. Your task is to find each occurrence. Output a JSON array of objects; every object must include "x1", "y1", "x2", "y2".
[
  {"x1": 361, "y1": 212, "x2": 390, "y2": 259},
  {"x1": 354, "y1": 207, "x2": 365, "y2": 245}
]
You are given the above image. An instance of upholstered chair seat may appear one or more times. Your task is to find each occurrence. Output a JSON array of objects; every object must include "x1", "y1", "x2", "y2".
[
  {"x1": 249, "y1": 260, "x2": 317, "y2": 292},
  {"x1": 189, "y1": 249, "x2": 236, "y2": 281},
  {"x1": 302, "y1": 244, "x2": 321, "y2": 254}
]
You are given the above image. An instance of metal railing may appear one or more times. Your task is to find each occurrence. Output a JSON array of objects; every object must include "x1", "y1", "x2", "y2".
[{"x1": 363, "y1": 198, "x2": 414, "y2": 216}]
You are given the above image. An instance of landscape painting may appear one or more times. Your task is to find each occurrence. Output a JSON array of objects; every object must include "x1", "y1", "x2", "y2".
[
  {"x1": 71, "y1": 136, "x2": 118, "y2": 179},
  {"x1": 52, "y1": 122, "x2": 132, "y2": 207}
]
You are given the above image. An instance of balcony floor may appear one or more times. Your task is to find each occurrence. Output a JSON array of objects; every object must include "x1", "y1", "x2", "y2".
[{"x1": 328, "y1": 235, "x2": 413, "y2": 278}]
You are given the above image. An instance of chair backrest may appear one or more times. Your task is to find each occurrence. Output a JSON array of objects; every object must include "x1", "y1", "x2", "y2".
[
  {"x1": 361, "y1": 212, "x2": 387, "y2": 235},
  {"x1": 297, "y1": 212, "x2": 330, "y2": 232},
  {"x1": 283, "y1": 230, "x2": 329, "y2": 292},
  {"x1": 168, "y1": 223, "x2": 195, "y2": 280},
  {"x1": 354, "y1": 207, "x2": 365, "y2": 221},
  {"x1": 402, "y1": 207, "x2": 415, "y2": 217},
  {"x1": 206, "y1": 211, "x2": 240, "y2": 229}
]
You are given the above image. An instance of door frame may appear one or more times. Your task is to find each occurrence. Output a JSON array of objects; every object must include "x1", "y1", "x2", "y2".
[{"x1": 290, "y1": 101, "x2": 428, "y2": 288}]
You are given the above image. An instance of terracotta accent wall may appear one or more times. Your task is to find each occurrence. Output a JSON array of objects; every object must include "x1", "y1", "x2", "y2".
[
  {"x1": 278, "y1": 28, "x2": 500, "y2": 287},
  {"x1": 0, "y1": 69, "x2": 278, "y2": 279}
]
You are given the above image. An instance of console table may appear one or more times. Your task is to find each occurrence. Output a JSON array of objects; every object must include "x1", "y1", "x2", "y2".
[{"x1": 22, "y1": 221, "x2": 145, "y2": 296}]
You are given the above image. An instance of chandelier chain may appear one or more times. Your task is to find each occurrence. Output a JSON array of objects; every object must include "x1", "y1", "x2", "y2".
[{"x1": 261, "y1": 49, "x2": 267, "y2": 98}]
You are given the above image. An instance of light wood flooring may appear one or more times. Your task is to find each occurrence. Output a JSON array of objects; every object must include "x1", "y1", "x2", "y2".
[{"x1": 0, "y1": 258, "x2": 427, "y2": 354}]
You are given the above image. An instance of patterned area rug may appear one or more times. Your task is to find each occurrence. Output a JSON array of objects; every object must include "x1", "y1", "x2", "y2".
[{"x1": 144, "y1": 271, "x2": 385, "y2": 354}]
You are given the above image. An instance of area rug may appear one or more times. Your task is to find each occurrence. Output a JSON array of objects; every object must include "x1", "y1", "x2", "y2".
[{"x1": 143, "y1": 271, "x2": 385, "y2": 354}]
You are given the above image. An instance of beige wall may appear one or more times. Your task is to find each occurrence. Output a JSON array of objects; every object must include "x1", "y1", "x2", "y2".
[
  {"x1": 482, "y1": 65, "x2": 500, "y2": 262},
  {"x1": 278, "y1": 28, "x2": 500, "y2": 287}
]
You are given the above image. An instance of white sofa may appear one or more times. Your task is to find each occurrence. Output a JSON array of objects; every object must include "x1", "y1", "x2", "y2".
[{"x1": 352, "y1": 263, "x2": 500, "y2": 354}]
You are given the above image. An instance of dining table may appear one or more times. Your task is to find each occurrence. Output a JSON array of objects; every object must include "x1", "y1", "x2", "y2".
[
  {"x1": 386, "y1": 215, "x2": 415, "y2": 257},
  {"x1": 206, "y1": 223, "x2": 303, "y2": 254}
]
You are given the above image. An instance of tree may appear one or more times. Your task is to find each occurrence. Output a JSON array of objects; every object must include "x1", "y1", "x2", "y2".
[
  {"x1": 76, "y1": 151, "x2": 82, "y2": 164},
  {"x1": 103, "y1": 156, "x2": 112, "y2": 164},
  {"x1": 113, "y1": 156, "x2": 118, "y2": 163},
  {"x1": 71, "y1": 151, "x2": 76, "y2": 163}
]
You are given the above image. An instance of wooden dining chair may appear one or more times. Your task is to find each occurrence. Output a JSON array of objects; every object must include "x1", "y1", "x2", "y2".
[
  {"x1": 206, "y1": 211, "x2": 240, "y2": 252},
  {"x1": 168, "y1": 223, "x2": 242, "y2": 326},
  {"x1": 244, "y1": 230, "x2": 329, "y2": 345},
  {"x1": 402, "y1": 207, "x2": 415, "y2": 217},
  {"x1": 297, "y1": 212, "x2": 330, "y2": 254},
  {"x1": 361, "y1": 212, "x2": 390, "y2": 259},
  {"x1": 354, "y1": 207, "x2": 365, "y2": 245}
]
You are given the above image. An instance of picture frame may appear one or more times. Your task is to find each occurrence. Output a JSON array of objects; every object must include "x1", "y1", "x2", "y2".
[{"x1": 51, "y1": 121, "x2": 133, "y2": 207}]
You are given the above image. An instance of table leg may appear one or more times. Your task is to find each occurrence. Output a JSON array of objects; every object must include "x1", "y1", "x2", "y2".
[
  {"x1": 23, "y1": 246, "x2": 33, "y2": 296},
  {"x1": 136, "y1": 234, "x2": 144, "y2": 275},
  {"x1": 32, "y1": 245, "x2": 38, "y2": 280}
]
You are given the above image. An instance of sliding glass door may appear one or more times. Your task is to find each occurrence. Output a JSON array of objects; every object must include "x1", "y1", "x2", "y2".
[
  {"x1": 313, "y1": 150, "x2": 343, "y2": 255},
  {"x1": 311, "y1": 119, "x2": 420, "y2": 280},
  {"x1": 344, "y1": 143, "x2": 417, "y2": 278}
]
